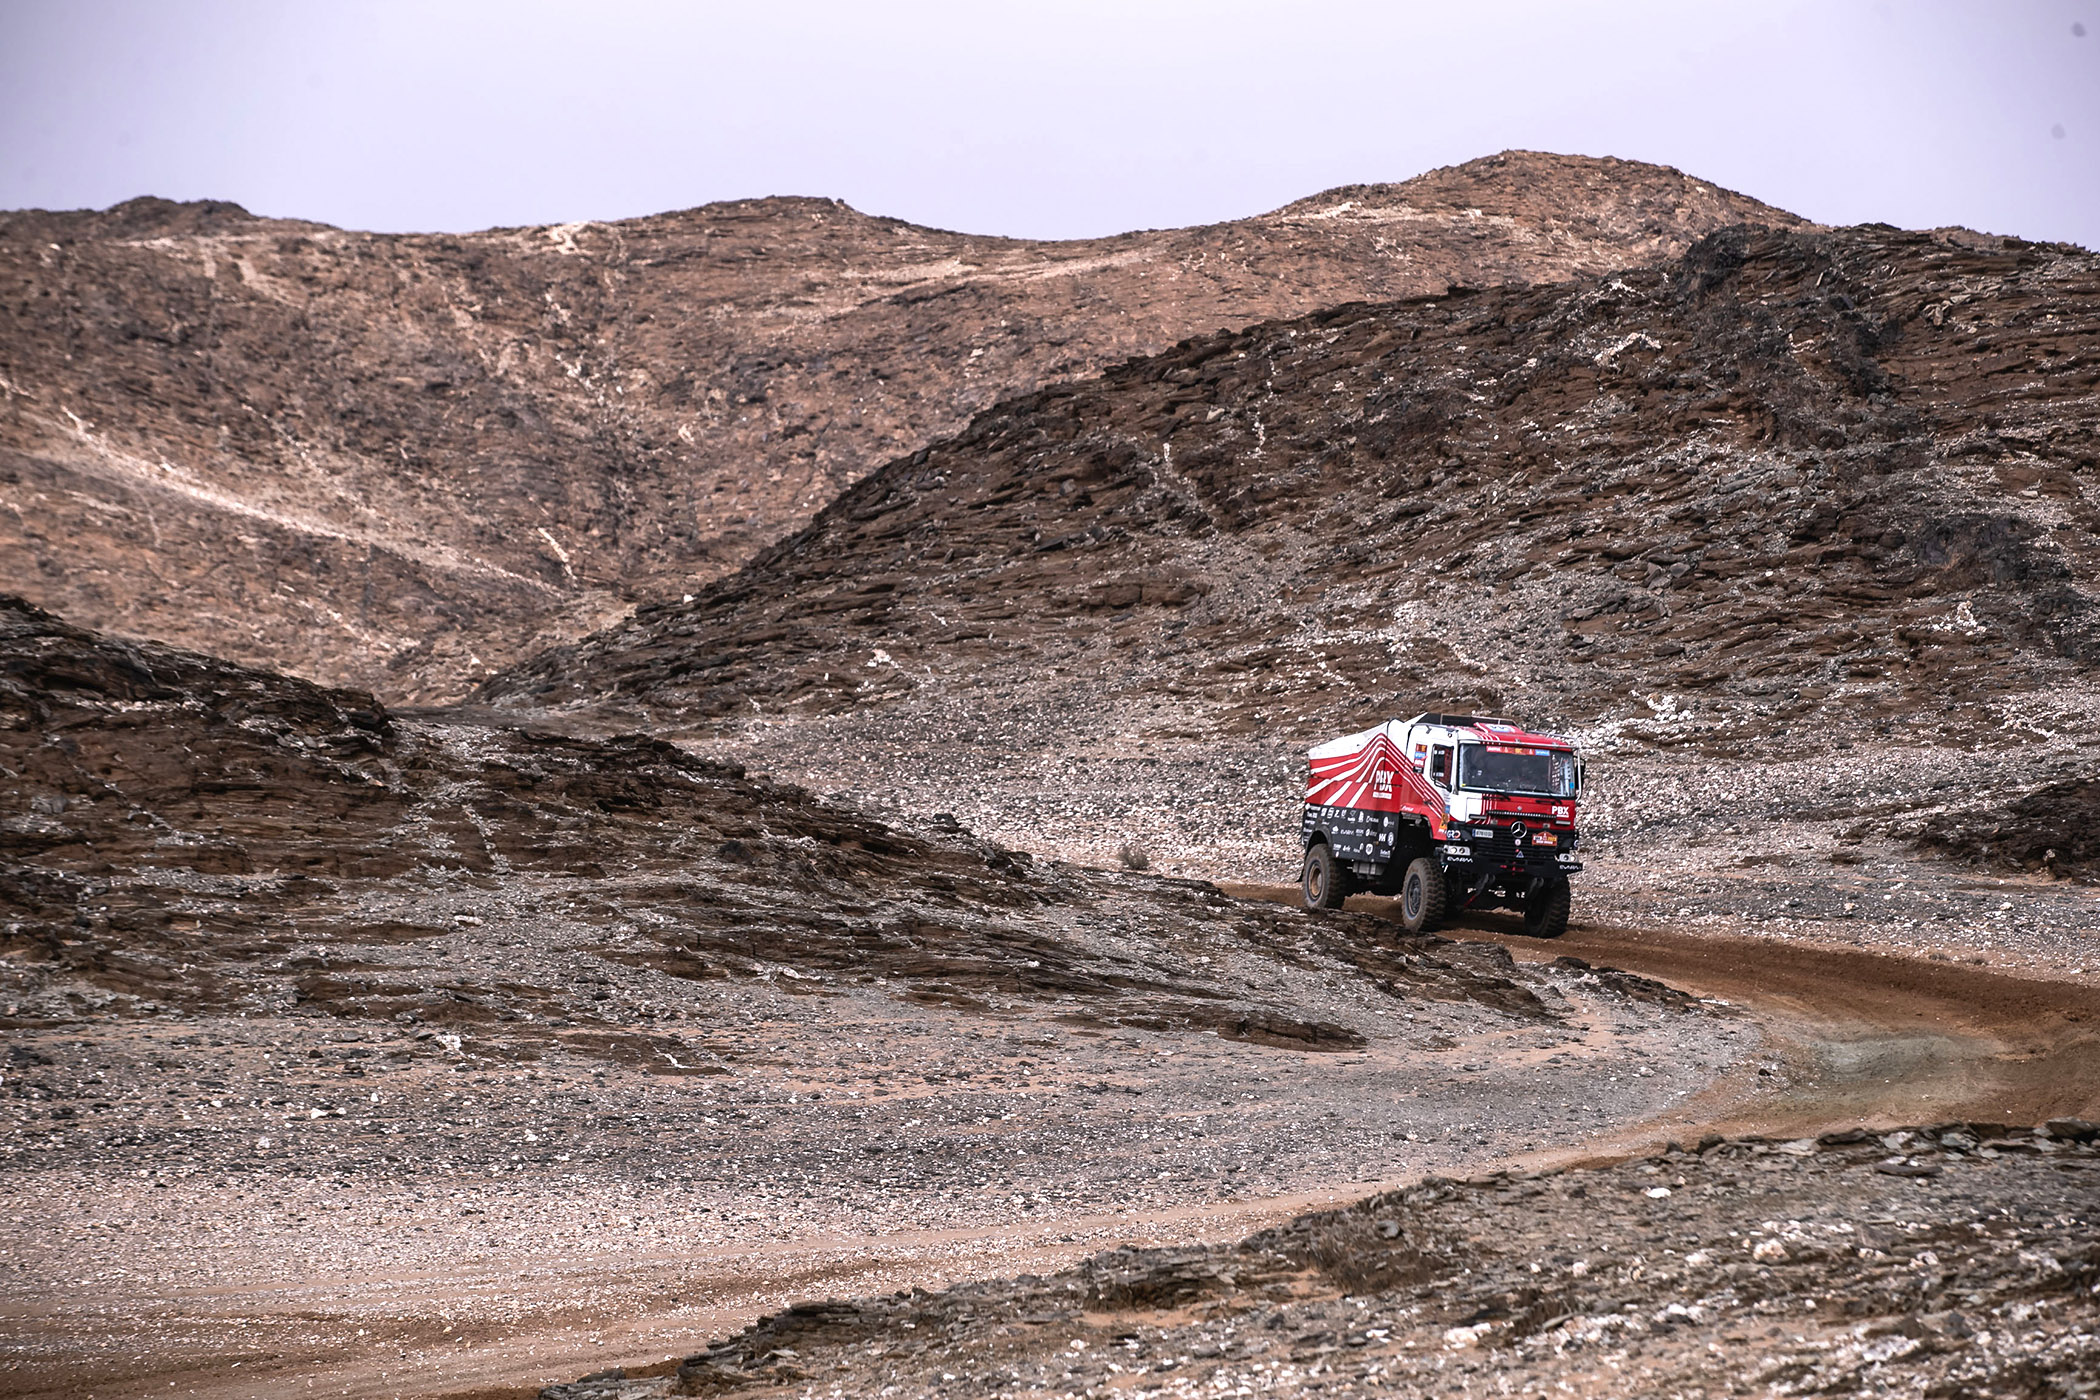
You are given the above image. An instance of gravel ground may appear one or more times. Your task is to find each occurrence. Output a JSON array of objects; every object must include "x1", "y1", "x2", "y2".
[
  {"x1": 543, "y1": 1121, "x2": 2100, "y2": 1400},
  {"x1": 669, "y1": 690, "x2": 2100, "y2": 984},
  {"x1": 1, "y1": 960, "x2": 1731, "y2": 1398}
]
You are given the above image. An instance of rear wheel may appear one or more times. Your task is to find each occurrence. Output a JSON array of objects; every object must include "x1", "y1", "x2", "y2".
[
  {"x1": 1302, "y1": 842, "x2": 1348, "y2": 909},
  {"x1": 1398, "y1": 856, "x2": 1446, "y2": 934},
  {"x1": 1522, "y1": 876, "x2": 1571, "y2": 939}
]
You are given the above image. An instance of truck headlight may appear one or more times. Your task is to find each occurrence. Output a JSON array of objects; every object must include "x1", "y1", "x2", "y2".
[{"x1": 1442, "y1": 844, "x2": 1472, "y2": 858}]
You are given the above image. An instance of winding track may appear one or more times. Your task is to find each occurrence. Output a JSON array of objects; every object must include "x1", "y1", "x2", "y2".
[
  {"x1": 20, "y1": 897, "x2": 2098, "y2": 1400},
  {"x1": 1236, "y1": 886, "x2": 2100, "y2": 1152},
  {"x1": 425, "y1": 897, "x2": 2100, "y2": 1399}
]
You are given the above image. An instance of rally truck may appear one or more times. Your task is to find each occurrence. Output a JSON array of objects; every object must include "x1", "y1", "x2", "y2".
[{"x1": 1299, "y1": 713, "x2": 1584, "y2": 937}]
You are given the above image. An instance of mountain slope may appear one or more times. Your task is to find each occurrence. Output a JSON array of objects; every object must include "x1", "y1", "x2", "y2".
[
  {"x1": 486, "y1": 222, "x2": 2100, "y2": 733},
  {"x1": 477, "y1": 223, "x2": 2100, "y2": 881},
  {"x1": 0, "y1": 153, "x2": 1800, "y2": 700}
]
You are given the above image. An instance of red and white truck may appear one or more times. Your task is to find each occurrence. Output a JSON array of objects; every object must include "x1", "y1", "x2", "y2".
[{"x1": 1299, "y1": 713, "x2": 1584, "y2": 937}]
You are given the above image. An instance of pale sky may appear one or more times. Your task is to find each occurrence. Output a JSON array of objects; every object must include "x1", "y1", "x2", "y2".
[{"x1": 2, "y1": 1, "x2": 2096, "y2": 248}]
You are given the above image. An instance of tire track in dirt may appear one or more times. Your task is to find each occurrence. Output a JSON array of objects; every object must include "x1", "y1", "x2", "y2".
[
  {"x1": 437, "y1": 891, "x2": 2100, "y2": 1400},
  {"x1": 1229, "y1": 882, "x2": 2100, "y2": 1153},
  {"x1": 25, "y1": 884, "x2": 2093, "y2": 1400}
]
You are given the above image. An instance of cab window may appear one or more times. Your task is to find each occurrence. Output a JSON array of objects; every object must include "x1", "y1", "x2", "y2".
[{"x1": 1429, "y1": 745, "x2": 1452, "y2": 786}]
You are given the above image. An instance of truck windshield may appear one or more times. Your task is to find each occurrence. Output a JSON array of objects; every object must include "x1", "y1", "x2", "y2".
[{"x1": 1458, "y1": 744, "x2": 1577, "y2": 797}]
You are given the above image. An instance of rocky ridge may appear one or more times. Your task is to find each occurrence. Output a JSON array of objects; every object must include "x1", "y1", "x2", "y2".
[
  {"x1": 0, "y1": 153, "x2": 1799, "y2": 701},
  {"x1": 486, "y1": 222, "x2": 2100, "y2": 742},
  {"x1": 0, "y1": 595, "x2": 1565, "y2": 1050}
]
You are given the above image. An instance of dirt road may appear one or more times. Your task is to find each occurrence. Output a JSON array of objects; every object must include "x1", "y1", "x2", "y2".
[
  {"x1": 13, "y1": 892, "x2": 2093, "y2": 1400},
  {"x1": 480, "y1": 898, "x2": 2100, "y2": 1400},
  {"x1": 1234, "y1": 884, "x2": 2100, "y2": 1150}
]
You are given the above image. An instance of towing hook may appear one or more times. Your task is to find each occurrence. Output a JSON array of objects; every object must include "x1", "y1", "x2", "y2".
[{"x1": 1459, "y1": 864, "x2": 1496, "y2": 909}]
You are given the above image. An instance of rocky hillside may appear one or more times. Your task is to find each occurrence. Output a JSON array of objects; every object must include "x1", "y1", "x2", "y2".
[
  {"x1": 0, "y1": 154, "x2": 1799, "y2": 701},
  {"x1": 485, "y1": 223, "x2": 2100, "y2": 750},
  {"x1": 0, "y1": 595, "x2": 1552, "y2": 1048},
  {"x1": 472, "y1": 222, "x2": 2100, "y2": 885}
]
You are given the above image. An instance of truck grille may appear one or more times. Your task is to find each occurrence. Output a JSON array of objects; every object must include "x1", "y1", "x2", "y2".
[
  {"x1": 1473, "y1": 830, "x2": 1524, "y2": 865},
  {"x1": 1461, "y1": 826, "x2": 1565, "y2": 867}
]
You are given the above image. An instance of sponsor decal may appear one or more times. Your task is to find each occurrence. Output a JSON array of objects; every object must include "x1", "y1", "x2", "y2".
[{"x1": 1307, "y1": 733, "x2": 1438, "y2": 810}]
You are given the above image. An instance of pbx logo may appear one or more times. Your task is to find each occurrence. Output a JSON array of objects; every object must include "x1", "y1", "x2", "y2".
[{"x1": 1372, "y1": 768, "x2": 1394, "y2": 798}]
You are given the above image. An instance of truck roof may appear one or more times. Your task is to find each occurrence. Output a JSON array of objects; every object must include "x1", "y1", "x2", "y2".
[
  {"x1": 1306, "y1": 714, "x2": 1576, "y2": 761},
  {"x1": 1408, "y1": 713, "x2": 1575, "y2": 750}
]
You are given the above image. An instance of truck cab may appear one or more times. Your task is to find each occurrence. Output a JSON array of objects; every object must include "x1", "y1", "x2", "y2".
[{"x1": 1299, "y1": 712, "x2": 1584, "y2": 937}]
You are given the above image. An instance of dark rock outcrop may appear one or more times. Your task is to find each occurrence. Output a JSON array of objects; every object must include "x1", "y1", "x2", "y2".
[
  {"x1": 1913, "y1": 774, "x2": 2100, "y2": 880},
  {"x1": 0, "y1": 595, "x2": 1549, "y2": 1042}
]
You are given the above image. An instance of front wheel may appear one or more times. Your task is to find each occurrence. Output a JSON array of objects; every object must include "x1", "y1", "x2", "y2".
[
  {"x1": 1522, "y1": 876, "x2": 1572, "y2": 939},
  {"x1": 1302, "y1": 843, "x2": 1348, "y2": 909},
  {"x1": 1398, "y1": 856, "x2": 1446, "y2": 934}
]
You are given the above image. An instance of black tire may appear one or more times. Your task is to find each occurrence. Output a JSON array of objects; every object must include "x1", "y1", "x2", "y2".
[
  {"x1": 1302, "y1": 842, "x2": 1348, "y2": 910},
  {"x1": 1523, "y1": 876, "x2": 1572, "y2": 939},
  {"x1": 1398, "y1": 856, "x2": 1446, "y2": 934}
]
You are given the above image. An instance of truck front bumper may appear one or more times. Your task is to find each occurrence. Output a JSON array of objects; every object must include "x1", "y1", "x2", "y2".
[{"x1": 1437, "y1": 836, "x2": 1580, "y2": 879}]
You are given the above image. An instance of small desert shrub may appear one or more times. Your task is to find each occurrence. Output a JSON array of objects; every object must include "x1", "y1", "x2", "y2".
[{"x1": 1117, "y1": 842, "x2": 1151, "y2": 872}]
